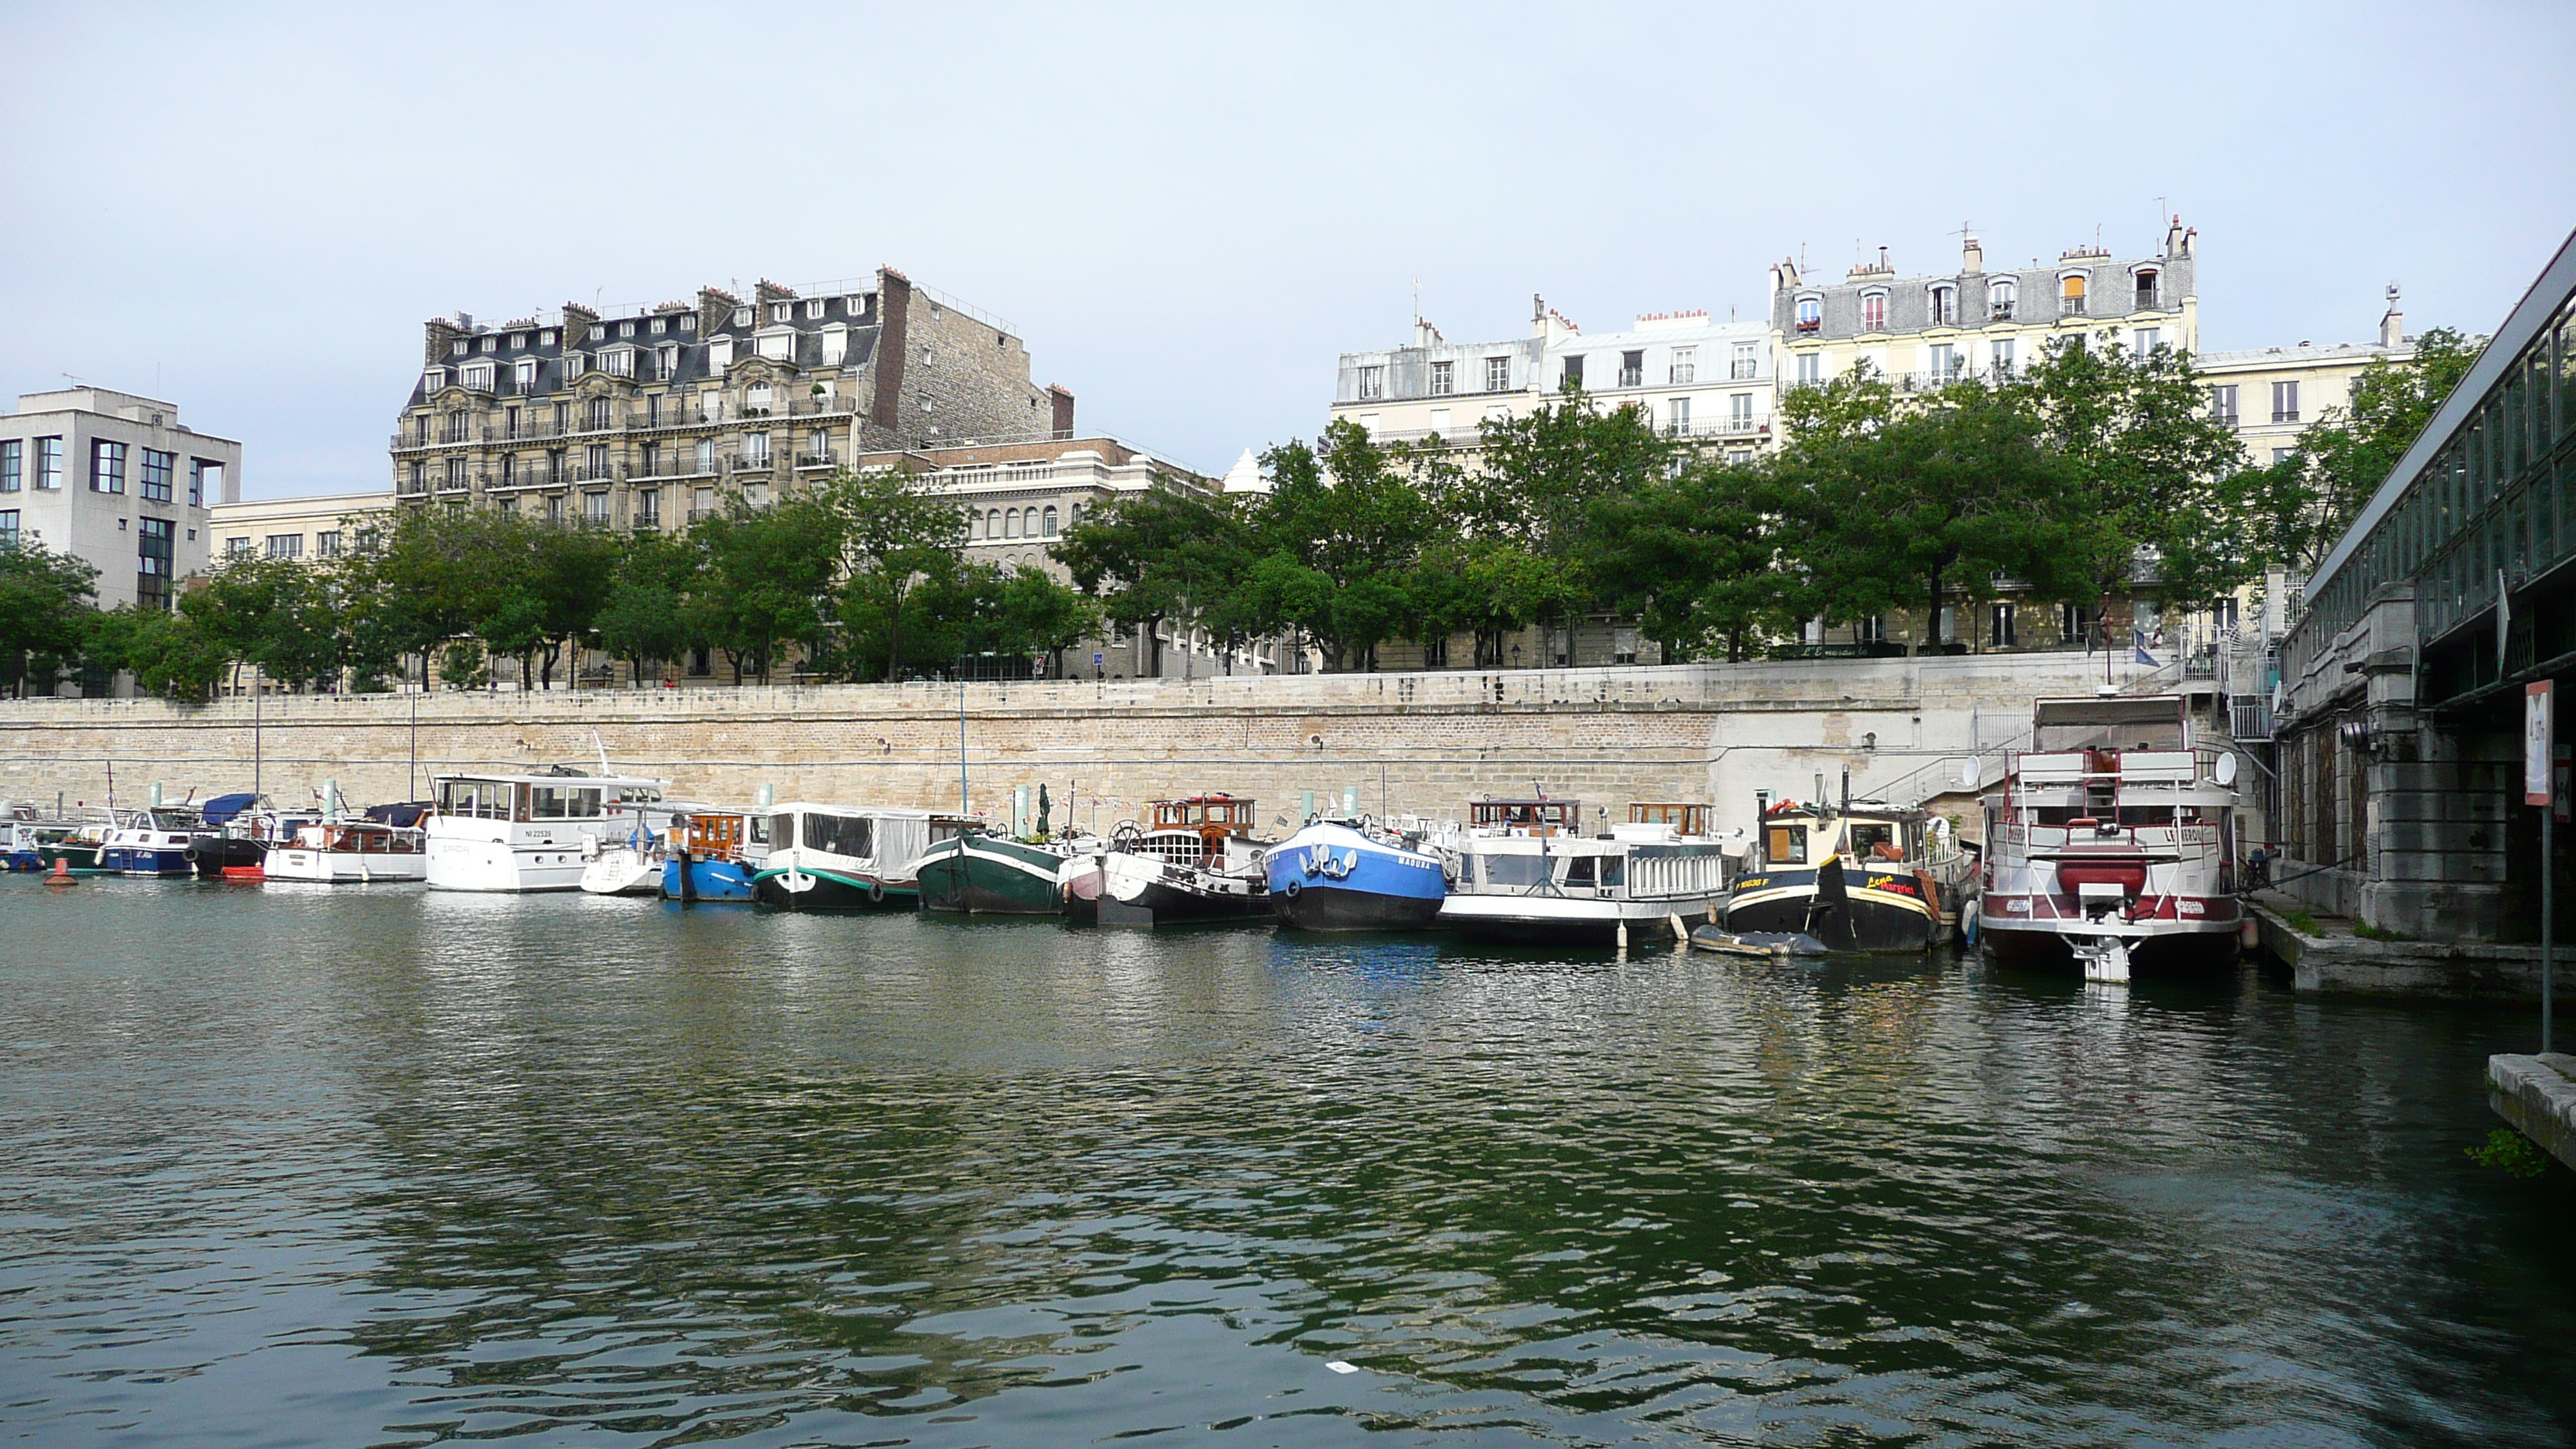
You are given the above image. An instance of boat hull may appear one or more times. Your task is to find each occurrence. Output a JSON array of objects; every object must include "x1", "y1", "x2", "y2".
[
  {"x1": 265, "y1": 847, "x2": 429, "y2": 883},
  {"x1": 662, "y1": 856, "x2": 758, "y2": 903},
  {"x1": 916, "y1": 835, "x2": 1064, "y2": 915},
  {"x1": 104, "y1": 847, "x2": 196, "y2": 878},
  {"x1": 1437, "y1": 891, "x2": 1721, "y2": 947},
  {"x1": 185, "y1": 837, "x2": 267, "y2": 880},
  {"x1": 1978, "y1": 890, "x2": 2245, "y2": 973},
  {"x1": 36, "y1": 842, "x2": 109, "y2": 873},
  {"x1": 578, "y1": 846, "x2": 662, "y2": 896},
  {"x1": 752, "y1": 865, "x2": 916, "y2": 912},
  {"x1": 1725, "y1": 865, "x2": 1939, "y2": 953},
  {"x1": 425, "y1": 837, "x2": 590, "y2": 892},
  {"x1": 1264, "y1": 823, "x2": 1447, "y2": 932},
  {"x1": 1067, "y1": 850, "x2": 1269, "y2": 926}
]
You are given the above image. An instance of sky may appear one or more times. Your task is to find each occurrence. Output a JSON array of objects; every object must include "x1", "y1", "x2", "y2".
[{"x1": 4, "y1": 2, "x2": 2573, "y2": 498}]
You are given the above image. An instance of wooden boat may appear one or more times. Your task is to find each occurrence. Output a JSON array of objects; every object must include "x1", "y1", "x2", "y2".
[
  {"x1": 1724, "y1": 797, "x2": 1946, "y2": 953},
  {"x1": 265, "y1": 820, "x2": 428, "y2": 883},
  {"x1": 1059, "y1": 794, "x2": 1271, "y2": 926},
  {"x1": 661, "y1": 810, "x2": 773, "y2": 903},
  {"x1": 914, "y1": 825, "x2": 1084, "y2": 916}
]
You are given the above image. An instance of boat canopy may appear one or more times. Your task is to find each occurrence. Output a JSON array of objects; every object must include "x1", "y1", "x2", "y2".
[
  {"x1": 2032, "y1": 696, "x2": 2188, "y2": 752},
  {"x1": 201, "y1": 793, "x2": 262, "y2": 825},
  {"x1": 366, "y1": 802, "x2": 432, "y2": 827}
]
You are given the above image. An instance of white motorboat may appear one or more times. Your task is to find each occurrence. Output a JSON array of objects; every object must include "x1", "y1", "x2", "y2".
[
  {"x1": 265, "y1": 820, "x2": 429, "y2": 883},
  {"x1": 1435, "y1": 796, "x2": 1731, "y2": 947},
  {"x1": 425, "y1": 770, "x2": 670, "y2": 892},
  {"x1": 1057, "y1": 794, "x2": 1270, "y2": 926},
  {"x1": 1977, "y1": 694, "x2": 2245, "y2": 981}
]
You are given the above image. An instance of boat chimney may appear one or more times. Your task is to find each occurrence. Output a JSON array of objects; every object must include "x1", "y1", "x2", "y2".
[
  {"x1": 149, "y1": 782, "x2": 163, "y2": 808},
  {"x1": 757, "y1": 783, "x2": 773, "y2": 807}
]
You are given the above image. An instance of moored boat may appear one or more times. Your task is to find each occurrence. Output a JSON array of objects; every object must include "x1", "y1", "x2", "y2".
[
  {"x1": 1436, "y1": 796, "x2": 1732, "y2": 947},
  {"x1": 1723, "y1": 797, "x2": 1947, "y2": 953},
  {"x1": 425, "y1": 770, "x2": 671, "y2": 892},
  {"x1": 1060, "y1": 794, "x2": 1271, "y2": 926},
  {"x1": 1263, "y1": 817, "x2": 1447, "y2": 931},
  {"x1": 1977, "y1": 694, "x2": 2245, "y2": 981},
  {"x1": 914, "y1": 825, "x2": 1081, "y2": 915},
  {"x1": 659, "y1": 810, "x2": 772, "y2": 903},
  {"x1": 751, "y1": 804, "x2": 936, "y2": 911},
  {"x1": 265, "y1": 819, "x2": 429, "y2": 883},
  {"x1": 102, "y1": 807, "x2": 214, "y2": 877}
]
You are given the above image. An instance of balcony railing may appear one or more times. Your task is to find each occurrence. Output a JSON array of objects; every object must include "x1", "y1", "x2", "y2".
[
  {"x1": 1669, "y1": 366, "x2": 1695, "y2": 385},
  {"x1": 1794, "y1": 318, "x2": 1821, "y2": 333},
  {"x1": 2060, "y1": 296, "x2": 2088, "y2": 317},
  {"x1": 1617, "y1": 368, "x2": 1644, "y2": 388},
  {"x1": 1667, "y1": 418, "x2": 1771, "y2": 440},
  {"x1": 1989, "y1": 300, "x2": 2016, "y2": 320}
]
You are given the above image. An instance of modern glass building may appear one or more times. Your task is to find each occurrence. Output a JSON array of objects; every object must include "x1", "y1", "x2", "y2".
[{"x1": 2274, "y1": 227, "x2": 2574, "y2": 940}]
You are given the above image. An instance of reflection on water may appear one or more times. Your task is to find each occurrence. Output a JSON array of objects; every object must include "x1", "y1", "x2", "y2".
[{"x1": 2, "y1": 879, "x2": 2571, "y2": 1446}]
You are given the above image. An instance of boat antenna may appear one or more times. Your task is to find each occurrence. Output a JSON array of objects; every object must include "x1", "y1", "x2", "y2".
[
  {"x1": 958, "y1": 675, "x2": 970, "y2": 815},
  {"x1": 594, "y1": 731, "x2": 612, "y2": 776},
  {"x1": 105, "y1": 759, "x2": 115, "y2": 810}
]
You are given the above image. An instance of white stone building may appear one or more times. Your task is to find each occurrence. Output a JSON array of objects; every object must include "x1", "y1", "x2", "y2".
[{"x1": 0, "y1": 388, "x2": 239, "y2": 610}]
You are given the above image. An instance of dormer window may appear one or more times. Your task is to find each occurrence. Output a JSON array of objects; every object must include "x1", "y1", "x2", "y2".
[
  {"x1": 677, "y1": 315, "x2": 694, "y2": 332},
  {"x1": 650, "y1": 317, "x2": 666, "y2": 335},
  {"x1": 604, "y1": 348, "x2": 635, "y2": 378},
  {"x1": 710, "y1": 338, "x2": 735, "y2": 369},
  {"x1": 462, "y1": 362, "x2": 495, "y2": 391},
  {"x1": 514, "y1": 358, "x2": 538, "y2": 391},
  {"x1": 512, "y1": 332, "x2": 530, "y2": 349},
  {"x1": 2132, "y1": 267, "x2": 2160, "y2": 310},
  {"x1": 618, "y1": 320, "x2": 636, "y2": 338},
  {"x1": 755, "y1": 331, "x2": 793, "y2": 361},
  {"x1": 1795, "y1": 296, "x2": 1822, "y2": 333},
  {"x1": 450, "y1": 339, "x2": 469, "y2": 356},
  {"x1": 1928, "y1": 284, "x2": 1958, "y2": 327},
  {"x1": 1988, "y1": 278, "x2": 2016, "y2": 320},
  {"x1": 769, "y1": 303, "x2": 793, "y2": 324},
  {"x1": 803, "y1": 299, "x2": 825, "y2": 319},
  {"x1": 540, "y1": 329, "x2": 557, "y2": 345},
  {"x1": 2060, "y1": 272, "x2": 2088, "y2": 317},
  {"x1": 423, "y1": 367, "x2": 447, "y2": 392},
  {"x1": 731, "y1": 307, "x2": 752, "y2": 327},
  {"x1": 1860, "y1": 290, "x2": 1888, "y2": 331},
  {"x1": 478, "y1": 337, "x2": 496, "y2": 354}
]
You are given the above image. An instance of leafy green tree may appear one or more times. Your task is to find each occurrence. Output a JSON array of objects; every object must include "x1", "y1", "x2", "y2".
[
  {"x1": 1468, "y1": 385, "x2": 1680, "y2": 562},
  {"x1": 595, "y1": 529, "x2": 702, "y2": 685},
  {"x1": 824, "y1": 469, "x2": 962, "y2": 682},
  {"x1": 0, "y1": 542, "x2": 100, "y2": 697},
  {"x1": 1774, "y1": 375, "x2": 2100, "y2": 648},
  {"x1": 340, "y1": 505, "x2": 495, "y2": 690},
  {"x1": 1579, "y1": 457, "x2": 1802, "y2": 662},
  {"x1": 1051, "y1": 485, "x2": 1245, "y2": 677},
  {"x1": 2230, "y1": 327, "x2": 2479, "y2": 571},
  {"x1": 696, "y1": 491, "x2": 847, "y2": 684},
  {"x1": 2007, "y1": 333, "x2": 2252, "y2": 608},
  {"x1": 92, "y1": 605, "x2": 231, "y2": 702},
  {"x1": 1245, "y1": 423, "x2": 1446, "y2": 671},
  {"x1": 978, "y1": 564, "x2": 1103, "y2": 673},
  {"x1": 185, "y1": 554, "x2": 344, "y2": 692}
]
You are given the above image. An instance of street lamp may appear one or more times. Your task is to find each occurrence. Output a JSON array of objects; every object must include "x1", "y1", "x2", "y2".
[{"x1": 1511, "y1": 643, "x2": 1523, "y2": 669}]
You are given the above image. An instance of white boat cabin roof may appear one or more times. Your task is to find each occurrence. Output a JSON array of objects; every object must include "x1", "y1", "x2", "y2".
[
  {"x1": 433, "y1": 771, "x2": 667, "y2": 793},
  {"x1": 767, "y1": 803, "x2": 933, "y2": 820}
]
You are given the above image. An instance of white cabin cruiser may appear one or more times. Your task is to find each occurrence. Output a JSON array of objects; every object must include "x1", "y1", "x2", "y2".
[
  {"x1": 1977, "y1": 695, "x2": 2244, "y2": 981},
  {"x1": 425, "y1": 771, "x2": 670, "y2": 892},
  {"x1": 1436, "y1": 796, "x2": 1732, "y2": 947},
  {"x1": 265, "y1": 819, "x2": 429, "y2": 883}
]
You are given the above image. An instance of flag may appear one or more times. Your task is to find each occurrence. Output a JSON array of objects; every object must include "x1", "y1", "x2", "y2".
[{"x1": 2133, "y1": 630, "x2": 2158, "y2": 666}]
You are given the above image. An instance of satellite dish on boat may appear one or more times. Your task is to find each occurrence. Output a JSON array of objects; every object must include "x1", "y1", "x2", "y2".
[
  {"x1": 2214, "y1": 753, "x2": 2239, "y2": 786},
  {"x1": 1958, "y1": 757, "x2": 1980, "y2": 790}
]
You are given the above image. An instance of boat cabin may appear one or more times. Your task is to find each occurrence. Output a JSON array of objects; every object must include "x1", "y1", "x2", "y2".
[
  {"x1": 1470, "y1": 798, "x2": 1582, "y2": 838},
  {"x1": 434, "y1": 773, "x2": 665, "y2": 824},
  {"x1": 1150, "y1": 796, "x2": 1256, "y2": 834},
  {"x1": 677, "y1": 811, "x2": 771, "y2": 861},
  {"x1": 766, "y1": 805, "x2": 933, "y2": 873},
  {"x1": 1759, "y1": 801, "x2": 1923, "y2": 868},
  {"x1": 1629, "y1": 803, "x2": 1710, "y2": 837},
  {"x1": 299, "y1": 821, "x2": 423, "y2": 855}
]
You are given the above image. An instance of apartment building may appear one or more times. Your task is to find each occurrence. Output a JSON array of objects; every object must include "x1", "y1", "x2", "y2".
[
  {"x1": 389, "y1": 266, "x2": 1074, "y2": 531},
  {"x1": 1770, "y1": 218, "x2": 2200, "y2": 395},
  {"x1": 210, "y1": 490, "x2": 394, "y2": 565},
  {"x1": 1331, "y1": 300, "x2": 1777, "y2": 460},
  {"x1": 0, "y1": 388, "x2": 238, "y2": 610},
  {"x1": 2197, "y1": 287, "x2": 2419, "y2": 467}
]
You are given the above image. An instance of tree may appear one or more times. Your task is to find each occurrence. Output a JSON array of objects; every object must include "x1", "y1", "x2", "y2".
[
  {"x1": 697, "y1": 492, "x2": 847, "y2": 684},
  {"x1": 0, "y1": 542, "x2": 100, "y2": 697},
  {"x1": 2008, "y1": 333, "x2": 2252, "y2": 609},
  {"x1": 1774, "y1": 375, "x2": 2100, "y2": 648},
  {"x1": 595, "y1": 529, "x2": 702, "y2": 684},
  {"x1": 2232, "y1": 327, "x2": 2479, "y2": 572},
  {"x1": 1051, "y1": 485, "x2": 1245, "y2": 677},
  {"x1": 93, "y1": 605, "x2": 231, "y2": 702},
  {"x1": 824, "y1": 469, "x2": 962, "y2": 683},
  {"x1": 1579, "y1": 457, "x2": 1802, "y2": 662},
  {"x1": 186, "y1": 554, "x2": 346, "y2": 692},
  {"x1": 1245, "y1": 423, "x2": 1444, "y2": 671}
]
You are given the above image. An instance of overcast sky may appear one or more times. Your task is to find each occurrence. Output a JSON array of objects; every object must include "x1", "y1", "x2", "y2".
[{"x1": 4, "y1": 2, "x2": 2571, "y2": 498}]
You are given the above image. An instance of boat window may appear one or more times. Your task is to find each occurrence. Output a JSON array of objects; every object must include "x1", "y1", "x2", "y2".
[
  {"x1": 1600, "y1": 855, "x2": 1624, "y2": 886},
  {"x1": 747, "y1": 816, "x2": 770, "y2": 845},
  {"x1": 1564, "y1": 855, "x2": 1596, "y2": 886},
  {"x1": 1848, "y1": 822, "x2": 1899, "y2": 858},
  {"x1": 1766, "y1": 825, "x2": 1807, "y2": 865},
  {"x1": 806, "y1": 813, "x2": 874, "y2": 859},
  {"x1": 617, "y1": 786, "x2": 661, "y2": 803},
  {"x1": 1481, "y1": 853, "x2": 1550, "y2": 887},
  {"x1": 2117, "y1": 806, "x2": 2177, "y2": 826},
  {"x1": 767, "y1": 814, "x2": 795, "y2": 849}
]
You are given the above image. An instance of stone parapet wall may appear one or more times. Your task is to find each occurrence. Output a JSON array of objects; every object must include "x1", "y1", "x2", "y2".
[{"x1": 0, "y1": 656, "x2": 2116, "y2": 831}]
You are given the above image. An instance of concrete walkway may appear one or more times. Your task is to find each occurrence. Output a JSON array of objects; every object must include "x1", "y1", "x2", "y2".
[
  {"x1": 2489, "y1": 1053, "x2": 2576, "y2": 1173},
  {"x1": 2249, "y1": 891, "x2": 2568, "y2": 999}
]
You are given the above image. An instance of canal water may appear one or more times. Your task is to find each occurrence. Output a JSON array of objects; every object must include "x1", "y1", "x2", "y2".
[{"x1": 2, "y1": 881, "x2": 2571, "y2": 1447}]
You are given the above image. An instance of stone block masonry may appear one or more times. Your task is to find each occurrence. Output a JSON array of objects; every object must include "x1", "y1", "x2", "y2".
[{"x1": 0, "y1": 656, "x2": 2117, "y2": 834}]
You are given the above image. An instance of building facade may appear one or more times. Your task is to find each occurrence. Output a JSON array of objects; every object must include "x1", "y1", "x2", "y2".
[
  {"x1": 2197, "y1": 288, "x2": 2415, "y2": 468},
  {"x1": 1769, "y1": 220, "x2": 2199, "y2": 396},
  {"x1": 1331, "y1": 300, "x2": 1777, "y2": 458},
  {"x1": 389, "y1": 267, "x2": 1074, "y2": 533},
  {"x1": 0, "y1": 388, "x2": 238, "y2": 610},
  {"x1": 209, "y1": 490, "x2": 395, "y2": 566}
]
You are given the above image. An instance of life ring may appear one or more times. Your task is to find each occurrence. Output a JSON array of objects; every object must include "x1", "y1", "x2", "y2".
[{"x1": 1282, "y1": 879, "x2": 1302, "y2": 898}]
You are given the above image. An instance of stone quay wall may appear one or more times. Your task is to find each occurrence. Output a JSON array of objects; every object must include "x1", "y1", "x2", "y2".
[{"x1": 0, "y1": 655, "x2": 2121, "y2": 834}]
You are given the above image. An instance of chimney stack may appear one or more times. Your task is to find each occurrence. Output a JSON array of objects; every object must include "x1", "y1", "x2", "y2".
[
  {"x1": 1961, "y1": 235, "x2": 1983, "y2": 272},
  {"x1": 1047, "y1": 385, "x2": 1074, "y2": 440},
  {"x1": 2380, "y1": 283, "x2": 2405, "y2": 349}
]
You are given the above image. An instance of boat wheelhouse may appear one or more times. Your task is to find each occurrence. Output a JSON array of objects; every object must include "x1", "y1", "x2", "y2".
[
  {"x1": 265, "y1": 820, "x2": 428, "y2": 883},
  {"x1": 1977, "y1": 695, "x2": 2244, "y2": 980},
  {"x1": 1468, "y1": 796, "x2": 1584, "y2": 838},
  {"x1": 1628, "y1": 803, "x2": 1713, "y2": 837},
  {"x1": 751, "y1": 804, "x2": 939, "y2": 911},
  {"x1": 1723, "y1": 800, "x2": 1947, "y2": 952},
  {"x1": 101, "y1": 807, "x2": 214, "y2": 877},
  {"x1": 425, "y1": 771, "x2": 670, "y2": 892}
]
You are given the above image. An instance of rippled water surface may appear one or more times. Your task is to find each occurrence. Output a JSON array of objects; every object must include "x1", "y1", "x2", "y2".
[{"x1": 3, "y1": 880, "x2": 2572, "y2": 1447}]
